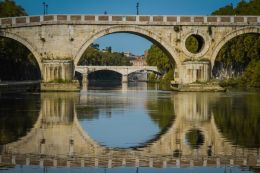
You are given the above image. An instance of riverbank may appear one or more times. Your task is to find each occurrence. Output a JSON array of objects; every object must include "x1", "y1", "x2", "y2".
[
  {"x1": 0, "y1": 81, "x2": 40, "y2": 92},
  {"x1": 40, "y1": 81, "x2": 80, "y2": 92},
  {"x1": 171, "y1": 81, "x2": 226, "y2": 92}
]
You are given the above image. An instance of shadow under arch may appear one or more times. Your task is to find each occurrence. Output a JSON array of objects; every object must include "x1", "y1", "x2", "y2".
[
  {"x1": 88, "y1": 69, "x2": 122, "y2": 81},
  {"x1": 211, "y1": 26, "x2": 260, "y2": 69},
  {"x1": 74, "y1": 25, "x2": 181, "y2": 69},
  {"x1": 0, "y1": 31, "x2": 43, "y2": 74}
]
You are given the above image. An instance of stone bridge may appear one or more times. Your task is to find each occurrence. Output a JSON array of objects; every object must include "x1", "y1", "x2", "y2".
[
  {"x1": 0, "y1": 15, "x2": 259, "y2": 86},
  {"x1": 75, "y1": 65, "x2": 159, "y2": 82},
  {"x1": 1, "y1": 92, "x2": 259, "y2": 168}
]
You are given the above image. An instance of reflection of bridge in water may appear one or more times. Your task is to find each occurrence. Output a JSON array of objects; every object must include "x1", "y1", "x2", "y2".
[{"x1": 1, "y1": 92, "x2": 260, "y2": 168}]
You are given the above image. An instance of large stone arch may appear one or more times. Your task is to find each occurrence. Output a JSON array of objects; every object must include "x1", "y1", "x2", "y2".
[
  {"x1": 211, "y1": 27, "x2": 260, "y2": 68},
  {"x1": 0, "y1": 31, "x2": 43, "y2": 73},
  {"x1": 74, "y1": 25, "x2": 181, "y2": 69}
]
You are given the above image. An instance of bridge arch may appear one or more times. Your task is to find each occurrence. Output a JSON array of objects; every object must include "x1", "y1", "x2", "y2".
[
  {"x1": 211, "y1": 26, "x2": 260, "y2": 68},
  {"x1": 127, "y1": 69, "x2": 160, "y2": 76},
  {"x1": 0, "y1": 31, "x2": 42, "y2": 72},
  {"x1": 74, "y1": 25, "x2": 181, "y2": 69}
]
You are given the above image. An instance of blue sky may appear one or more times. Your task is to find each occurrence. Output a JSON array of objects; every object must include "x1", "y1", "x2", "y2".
[{"x1": 15, "y1": 0, "x2": 240, "y2": 55}]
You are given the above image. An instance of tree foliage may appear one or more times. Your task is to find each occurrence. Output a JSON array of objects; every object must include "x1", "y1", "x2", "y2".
[
  {"x1": 78, "y1": 45, "x2": 131, "y2": 66},
  {"x1": 146, "y1": 45, "x2": 175, "y2": 82},
  {"x1": 212, "y1": 0, "x2": 260, "y2": 87},
  {"x1": 0, "y1": 0, "x2": 26, "y2": 17},
  {"x1": 0, "y1": 0, "x2": 40, "y2": 81},
  {"x1": 185, "y1": 36, "x2": 200, "y2": 54}
]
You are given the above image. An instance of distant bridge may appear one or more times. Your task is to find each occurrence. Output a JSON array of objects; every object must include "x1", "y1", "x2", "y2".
[{"x1": 75, "y1": 66, "x2": 159, "y2": 82}]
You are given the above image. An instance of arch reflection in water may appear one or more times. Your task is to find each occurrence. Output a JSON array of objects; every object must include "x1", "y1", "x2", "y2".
[
  {"x1": 1, "y1": 90, "x2": 259, "y2": 169},
  {"x1": 0, "y1": 93, "x2": 40, "y2": 145}
]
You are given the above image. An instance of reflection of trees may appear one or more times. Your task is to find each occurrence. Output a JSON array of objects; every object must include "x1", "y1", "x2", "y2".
[
  {"x1": 0, "y1": 93, "x2": 40, "y2": 145},
  {"x1": 77, "y1": 95, "x2": 129, "y2": 120},
  {"x1": 146, "y1": 97, "x2": 175, "y2": 130},
  {"x1": 212, "y1": 92, "x2": 260, "y2": 148}
]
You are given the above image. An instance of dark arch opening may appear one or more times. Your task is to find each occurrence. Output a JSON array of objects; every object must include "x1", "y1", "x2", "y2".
[
  {"x1": 0, "y1": 37, "x2": 41, "y2": 81},
  {"x1": 185, "y1": 34, "x2": 205, "y2": 54},
  {"x1": 88, "y1": 70, "x2": 122, "y2": 81},
  {"x1": 212, "y1": 33, "x2": 260, "y2": 87}
]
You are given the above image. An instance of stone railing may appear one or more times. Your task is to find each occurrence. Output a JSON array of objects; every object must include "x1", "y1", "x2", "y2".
[
  {"x1": 1, "y1": 154, "x2": 259, "y2": 168},
  {"x1": 0, "y1": 14, "x2": 260, "y2": 27}
]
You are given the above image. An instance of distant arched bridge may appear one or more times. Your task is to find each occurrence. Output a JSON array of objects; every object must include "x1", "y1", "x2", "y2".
[{"x1": 75, "y1": 65, "x2": 159, "y2": 82}]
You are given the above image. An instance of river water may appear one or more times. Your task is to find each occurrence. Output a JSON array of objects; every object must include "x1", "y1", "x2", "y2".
[{"x1": 0, "y1": 82, "x2": 260, "y2": 173}]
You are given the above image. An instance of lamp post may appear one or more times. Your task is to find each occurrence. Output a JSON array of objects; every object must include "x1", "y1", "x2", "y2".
[
  {"x1": 46, "y1": 4, "x2": 48, "y2": 15},
  {"x1": 136, "y1": 1, "x2": 139, "y2": 15},
  {"x1": 42, "y1": 2, "x2": 46, "y2": 15},
  {"x1": 42, "y1": 2, "x2": 48, "y2": 15}
]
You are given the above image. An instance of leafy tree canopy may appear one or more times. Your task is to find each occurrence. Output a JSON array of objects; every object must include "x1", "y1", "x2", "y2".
[{"x1": 0, "y1": 0, "x2": 27, "y2": 17}]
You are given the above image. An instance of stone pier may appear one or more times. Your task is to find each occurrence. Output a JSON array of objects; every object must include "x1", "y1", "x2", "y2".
[
  {"x1": 41, "y1": 60, "x2": 80, "y2": 91},
  {"x1": 122, "y1": 75, "x2": 128, "y2": 83},
  {"x1": 182, "y1": 61, "x2": 211, "y2": 83}
]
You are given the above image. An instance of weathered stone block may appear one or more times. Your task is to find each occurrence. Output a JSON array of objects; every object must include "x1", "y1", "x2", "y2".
[
  {"x1": 153, "y1": 16, "x2": 163, "y2": 22},
  {"x1": 126, "y1": 16, "x2": 136, "y2": 21},
  {"x1": 16, "y1": 17, "x2": 26, "y2": 24},
  {"x1": 207, "y1": 17, "x2": 217, "y2": 22},
  {"x1": 57, "y1": 15, "x2": 67, "y2": 21},
  {"x1": 44, "y1": 15, "x2": 54, "y2": 21},
  {"x1": 167, "y1": 16, "x2": 177, "y2": 22},
  {"x1": 247, "y1": 17, "x2": 257, "y2": 23},
  {"x1": 194, "y1": 17, "x2": 204, "y2": 23},
  {"x1": 234, "y1": 17, "x2": 244, "y2": 23},
  {"x1": 30, "y1": 16, "x2": 40, "y2": 22},
  {"x1": 180, "y1": 17, "x2": 190, "y2": 22},
  {"x1": 71, "y1": 15, "x2": 81, "y2": 21},
  {"x1": 1, "y1": 18, "x2": 11, "y2": 25},
  {"x1": 221, "y1": 17, "x2": 230, "y2": 22},
  {"x1": 112, "y1": 16, "x2": 122, "y2": 21},
  {"x1": 84, "y1": 16, "x2": 95, "y2": 21},
  {"x1": 140, "y1": 16, "x2": 150, "y2": 22},
  {"x1": 98, "y1": 16, "x2": 109, "y2": 21}
]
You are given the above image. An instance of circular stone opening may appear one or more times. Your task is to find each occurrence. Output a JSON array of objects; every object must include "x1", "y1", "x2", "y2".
[
  {"x1": 185, "y1": 129, "x2": 205, "y2": 149},
  {"x1": 185, "y1": 34, "x2": 205, "y2": 54}
]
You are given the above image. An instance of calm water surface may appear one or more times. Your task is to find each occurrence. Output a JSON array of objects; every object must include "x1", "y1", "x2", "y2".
[{"x1": 0, "y1": 82, "x2": 260, "y2": 173}]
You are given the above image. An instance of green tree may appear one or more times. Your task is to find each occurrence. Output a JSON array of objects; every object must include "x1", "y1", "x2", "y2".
[
  {"x1": 78, "y1": 46, "x2": 131, "y2": 66},
  {"x1": 212, "y1": 0, "x2": 260, "y2": 87},
  {"x1": 0, "y1": 0, "x2": 26, "y2": 17},
  {"x1": 146, "y1": 44, "x2": 175, "y2": 82},
  {"x1": 185, "y1": 36, "x2": 199, "y2": 54}
]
